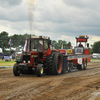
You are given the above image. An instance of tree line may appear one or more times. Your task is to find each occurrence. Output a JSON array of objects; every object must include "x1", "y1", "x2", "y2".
[
  {"x1": 0, "y1": 31, "x2": 30, "y2": 52},
  {"x1": 0, "y1": 31, "x2": 71, "y2": 52},
  {"x1": 0, "y1": 31, "x2": 100, "y2": 54}
]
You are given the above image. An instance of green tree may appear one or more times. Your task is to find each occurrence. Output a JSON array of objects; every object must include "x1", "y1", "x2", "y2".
[
  {"x1": 52, "y1": 40, "x2": 71, "y2": 49},
  {"x1": 11, "y1": 33, "x2": 30, "y2": 49},
  {"x1": 0, "y1": 31, "x2": 9, "y2": 52},
  {"x1": 90, "y1": 49, "x2": 93, "y2": 54},
  {"x1": 51, "y1": 40, "x2": 57, "y2": 49},
  {"x1": 92, "y1": 41, "x2": 100, "y2": 53},
  {"x1": 11, "y1": 34, "x2": 23, "y2": 48},
  {"x1": 67, "y1": 42, "x2": 71, "y2": 49}
]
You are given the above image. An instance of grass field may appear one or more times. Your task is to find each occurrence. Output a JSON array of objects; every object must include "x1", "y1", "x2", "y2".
[
  {"x1": 91, "y1": 59, "x2": 100, "y2": 61},
  {"x1": 0, "y1": 60, "x2": 16, "y2": 66}
]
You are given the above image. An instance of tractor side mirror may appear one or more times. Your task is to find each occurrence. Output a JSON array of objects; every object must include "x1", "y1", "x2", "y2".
[{"x1": 48, "y1": 40, "x2": 51, "y2": 45}]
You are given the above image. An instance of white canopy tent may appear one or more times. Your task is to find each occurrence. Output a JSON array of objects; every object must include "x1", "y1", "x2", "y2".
[{"x1": 0, "y1": 48, "x2": 2, "y2": 53}]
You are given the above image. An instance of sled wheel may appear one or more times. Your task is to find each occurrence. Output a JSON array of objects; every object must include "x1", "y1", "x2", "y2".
[
  {"x1": 80, "y1": 60, "x2": 84, "y2": 70},
  {"x1": 67, "y1": 62, "x2": 71, "y2": 72},
  {"x1": 84, "y1": 59, "x2": 87, "y2": 70}
]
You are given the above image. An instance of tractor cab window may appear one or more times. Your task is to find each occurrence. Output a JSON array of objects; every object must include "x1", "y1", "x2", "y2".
[
  {"x1": 44, "y1": 40, "x2": 48, "y2": 50},
  {"x1": 27, "y1": 39, "x2": 43, "y2": 52}
]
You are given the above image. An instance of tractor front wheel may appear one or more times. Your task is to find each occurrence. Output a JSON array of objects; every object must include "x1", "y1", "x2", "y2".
[
  {"x1": 13, "y1": 63, "x2": 20, "y2": 76},
  {"x1": 37, "y1": 64, "x2": 44, "y2": 77}
]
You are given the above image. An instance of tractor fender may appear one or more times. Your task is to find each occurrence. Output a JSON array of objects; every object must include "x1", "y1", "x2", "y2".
[{"x1": 46, "y1": 49, "x2": 56, "y2": 56}]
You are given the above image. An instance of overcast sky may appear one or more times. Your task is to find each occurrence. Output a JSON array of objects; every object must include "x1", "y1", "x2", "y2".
[{"x1": 0, "y1": 0, "x2": 100, "y2": 47}]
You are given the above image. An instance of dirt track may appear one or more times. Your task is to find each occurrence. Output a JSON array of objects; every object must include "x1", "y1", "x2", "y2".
[{"x1": 0, "y1": 62, "x2": 100, "y2": 100}]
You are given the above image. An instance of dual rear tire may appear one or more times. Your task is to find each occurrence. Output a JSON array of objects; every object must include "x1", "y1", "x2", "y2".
[
  {"x1": 53, "y1": 52, "x2": 63, "y2": 75},
  {"x1": 46, "y1": 52, "x2": 63, "y2": 75}
]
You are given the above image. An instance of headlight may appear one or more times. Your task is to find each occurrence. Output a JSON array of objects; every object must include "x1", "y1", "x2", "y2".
[
  {"x1": 28, "y1": 61, "x2": 30, "y2": 63},
  {"x1": 23, "y1": 61, "x2": 26, "y2": 63}
]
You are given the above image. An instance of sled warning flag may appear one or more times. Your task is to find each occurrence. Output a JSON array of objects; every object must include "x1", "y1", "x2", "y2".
[{"x1": 8, "y1": 38, "x2": 11, "y2": 45}]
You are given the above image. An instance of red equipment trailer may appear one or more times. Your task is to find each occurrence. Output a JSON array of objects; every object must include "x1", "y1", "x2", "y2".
[{"x1": 13, "y1": 35, "x2": 91, "y2": 77}]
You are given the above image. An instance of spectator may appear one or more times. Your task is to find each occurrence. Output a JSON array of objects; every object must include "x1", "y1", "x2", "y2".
[
  {"x1": 79, "y1": 43, "x2": 83, "y2": 47},
  {"x1": 1, "y1": 53, "x2": 4, "y2": 61},
  {"x1": 12, "y1": 53, "x2": 15, "y2": 60}
]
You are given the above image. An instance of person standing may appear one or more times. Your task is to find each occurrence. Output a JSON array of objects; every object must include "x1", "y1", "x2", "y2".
[
  {"x1": 12, "y1": 53, "x2": 15, "y2": 60},
  {"x1": 1, "y1": 53, "x2": 4, "y2": 61},
  {"x1": 79, "y1": 43, "x2": 83, "y2": 47}
]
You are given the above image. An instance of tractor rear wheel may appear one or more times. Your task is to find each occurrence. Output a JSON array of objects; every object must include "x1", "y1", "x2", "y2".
[
  {"x1": 37, "y1": 64, "x2": 44, "y2": 77},
  {"x1": 53, "y1": 52, "x2": 63, "y2": 75},
  {"x1": 45, "y1": 52, "x2": 55, "y2": 75},
  {"x1": 13, "y1": 63, "x2": 20, "y2": 76}
]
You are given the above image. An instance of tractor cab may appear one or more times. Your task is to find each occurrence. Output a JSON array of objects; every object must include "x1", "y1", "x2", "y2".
[
  {"x1": 27, "y1": 39, "x2": 43, "y2": 52},
  {"x1": 74, "y1": 35, "x2": 90, "y2": 55},
  {"x1": 26, "y1": 36, "x2": 51, "y2": 52},
  {"x1": 23, "y1": 36, "x2": 51, "y2": 60}
]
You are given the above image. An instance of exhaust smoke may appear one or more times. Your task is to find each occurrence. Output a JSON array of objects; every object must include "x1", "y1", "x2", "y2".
[{"x1": 28, "y1": 0, "x2": 36, "y2": 34}]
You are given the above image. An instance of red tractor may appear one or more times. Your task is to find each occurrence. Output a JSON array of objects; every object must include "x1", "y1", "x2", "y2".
[{"x1": 13, "y1": 36, "x2": 63, "y2": 77}]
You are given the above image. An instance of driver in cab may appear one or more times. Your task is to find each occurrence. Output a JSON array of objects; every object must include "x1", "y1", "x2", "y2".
[
  {"x1": 34, "y1": 40, "x2": 43, "y2": 52},
  {"x1": 79, "y1": 42, "x2": 83, "y2": 47}
]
